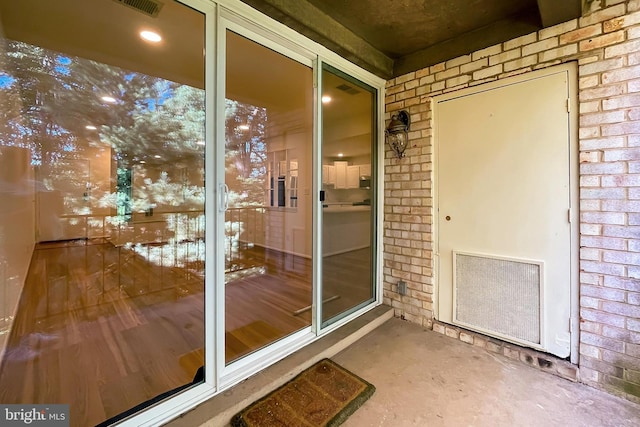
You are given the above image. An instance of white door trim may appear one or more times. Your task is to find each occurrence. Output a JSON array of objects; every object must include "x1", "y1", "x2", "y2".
[{"x1": 432, "y1": 62, "x2": 579, "y2": 362}]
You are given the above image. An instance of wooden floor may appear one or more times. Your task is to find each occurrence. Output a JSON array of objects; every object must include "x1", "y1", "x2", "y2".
[{"x1": 0, "y1": 240, "x2": 371, "y2": 426}]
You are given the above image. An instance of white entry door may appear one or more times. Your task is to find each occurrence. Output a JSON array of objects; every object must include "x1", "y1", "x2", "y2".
[{"x1": 434, "y1": 64, "x2": 577, "y2": 358}]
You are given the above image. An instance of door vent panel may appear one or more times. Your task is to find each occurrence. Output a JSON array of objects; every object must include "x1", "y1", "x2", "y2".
[{"x1": 454, "y1": 252, "x2": 542, "y2": 346}]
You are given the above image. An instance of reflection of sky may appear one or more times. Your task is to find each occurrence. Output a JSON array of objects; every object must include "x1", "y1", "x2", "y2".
[
  {"x1": 55, "y1": 55, "x2": 71, "y2": 75},
  {"x1": 0, "y1": 74, "x2": 15, "y2": 88}
]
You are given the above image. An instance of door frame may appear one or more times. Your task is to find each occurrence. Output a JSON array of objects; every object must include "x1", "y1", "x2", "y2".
[
  {"x1": 215, "y1": 2, "x2": 386, "y2": 391},
  {"x1": 317, "y1": 62, "x2": 381, "y2": 329},
  {"x1": 432, "y1": 63, "x2": 579, "y2": 363}
]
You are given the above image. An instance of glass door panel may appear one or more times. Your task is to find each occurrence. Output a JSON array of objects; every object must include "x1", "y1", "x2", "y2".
[
  {"x1": 224, "y1": 31, "x2": 313, "y2": 364},
  {"x1": 0, "y1": 1, "x2": 206, "y2": 425},
  {"x1": 320, "y1": 66, "x2": 376, "y2": 325}
]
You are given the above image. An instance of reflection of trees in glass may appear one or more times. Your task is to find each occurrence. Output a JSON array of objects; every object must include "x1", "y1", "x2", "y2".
[
  {"x1": 225, "y1": 100, "x2": 268, "y2": 207},
  {"x1": 0, "y1": 39, "x2": 205, "y2": 218},
  {"x1": 116, "y1": 165, "x2": 132, "y2": 221}
]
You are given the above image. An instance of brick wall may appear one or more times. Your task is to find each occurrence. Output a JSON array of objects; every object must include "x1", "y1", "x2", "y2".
[{"x1": 384, "y1": 0, "x2": 640, "y2": 401}]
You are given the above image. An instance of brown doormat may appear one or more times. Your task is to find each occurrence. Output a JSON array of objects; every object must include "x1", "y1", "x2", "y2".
[{"x1": 231, "y1": 358, "x2": 375, "y2": 427}]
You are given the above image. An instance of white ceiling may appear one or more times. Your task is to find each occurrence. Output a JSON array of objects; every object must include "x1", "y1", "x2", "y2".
[
  {"x1": 0, "y1": 0, "x2": 373, "y2": 158},
  {"x1": 0, "y1": 0, "x2": 205, "y2": 88}
]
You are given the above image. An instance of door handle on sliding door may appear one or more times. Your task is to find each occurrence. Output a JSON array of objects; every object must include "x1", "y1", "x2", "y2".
[{"x1": 219, "y1": 183, "x2": 229, "y2": 212}]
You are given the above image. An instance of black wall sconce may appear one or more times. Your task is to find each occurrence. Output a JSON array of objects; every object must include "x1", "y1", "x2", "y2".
[{"x1": 385, "y1": 110, "x2": 410, "y2": 159}]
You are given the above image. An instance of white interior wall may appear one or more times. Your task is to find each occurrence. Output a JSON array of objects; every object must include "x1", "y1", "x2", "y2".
[
  {"x1": 0, "y1": 146, "x2": 35, "y2": 361},
  {"x1": 35, "y1": 145, "x2": 114, "y2": 241}
]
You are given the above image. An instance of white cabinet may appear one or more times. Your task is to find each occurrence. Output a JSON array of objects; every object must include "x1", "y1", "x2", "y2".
[
  {"x1": 334, "y1": 161, "x2": 348, "y2": 189},
  {"x1": 327, "y1": 162, "x2": 372, "y2": 189},
  {"x1": 346, "y1": 165, "x2": 360, "y2": 188},
  {"x1": 322, "y1": 164, "x2": 336, "y2": 185}
]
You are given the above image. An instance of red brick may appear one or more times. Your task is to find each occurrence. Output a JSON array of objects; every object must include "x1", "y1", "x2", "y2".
[
  {"x1": 580, "y1": 31, "x2": 625, "y2": 51},
  {"x1": 560, "y1": 25, "x2": 602, "y2": 44}
]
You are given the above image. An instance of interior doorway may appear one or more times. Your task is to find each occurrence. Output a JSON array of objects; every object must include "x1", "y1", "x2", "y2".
[{"x1": 434, "y1": 64, "x2": 578, "y2": 358}]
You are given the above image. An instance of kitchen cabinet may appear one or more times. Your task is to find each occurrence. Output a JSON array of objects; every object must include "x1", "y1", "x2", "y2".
[
  {"x1": 327, "y1": 162, "x2": 372, "y2": 189},
  {"x1": 346, "y1": 165, "x2": 360, "y2": 188},
  {"x1": 322, "y1": 164, "x2": 335, "y2": 185},
  {"x1": 334, "y1": 161, "x2": 348, "y2": 189}
]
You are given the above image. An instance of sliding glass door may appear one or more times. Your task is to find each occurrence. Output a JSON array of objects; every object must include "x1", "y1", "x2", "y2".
[
  {"x1": 223, "y1": 30, "x2": 314, "y2": 364},
  {"x1": 0, "y1": 1, "x2": 208, "y2": 425},
  {"x1": 0, "y1": 0, "x2": 381, "y2": 423},
  {"x1": 320, "y1": 66, "x2": 377, "y2": 326}
]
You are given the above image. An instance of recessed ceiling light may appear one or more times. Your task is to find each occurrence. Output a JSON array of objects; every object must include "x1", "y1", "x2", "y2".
[
  {"x1": 140, "y1": 160, "x2": 146, "y2": 164},
  {"x1": 85, "y1": 125, "x2": 97, "y2": 130},
  {"x1": 154, "y1": 155, "x2": 162, "y2": 159},
  {"x1": 140, "y1": 30, "x2": 162, "y2": 43},
  {"x1": 337, "y1": 153, "x2": 344, "y2": 157},
  {"x1": 238, "y1": 124, "x2": 250, "y2": 130},
  {"x1": 101, "y1": 96, "x2": 117, "y2": 103},
  {"x1": 322, "y1": 96, "x2": 332, "y2": 104}
]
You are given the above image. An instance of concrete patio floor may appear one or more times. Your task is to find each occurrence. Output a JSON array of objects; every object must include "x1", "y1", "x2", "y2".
[{"x1": 333, "y1": 318, "x2": 640, "y2": 427}]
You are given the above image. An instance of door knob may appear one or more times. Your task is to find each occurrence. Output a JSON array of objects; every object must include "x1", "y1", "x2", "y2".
[{"x1": 445, "y1": 215, "x2": 451, "y2": 221}]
